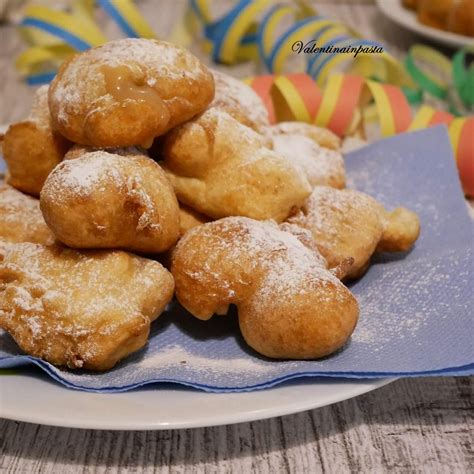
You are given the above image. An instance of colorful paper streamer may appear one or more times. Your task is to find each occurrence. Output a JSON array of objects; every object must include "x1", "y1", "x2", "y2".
[
  {"x1": 246, "y1": 72, "x2": 474, "y2": 196},
  {"x1": 186, "y1": 0, "x2": 416, "y2": 91},
  {"x1": 16, "y1": 0, "x2": 155, "y2": 84},
  {"x1": 13, "y1": 0, "x2": 474, "y2": 196},
  {"x1": 16, "y1": 0, "x2": 472, "y2": 113}
]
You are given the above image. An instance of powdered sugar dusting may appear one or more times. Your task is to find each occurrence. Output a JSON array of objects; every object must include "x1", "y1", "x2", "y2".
[
  {"x1": 211, "y1": 69, "x2": 270, "y2": 129},
  {"x1": 289, "y1": 186, "x2": 383, "y2": 248},
  {"x1": 179, "y1": 217, "x2": 341, "y2": 309},
  {"x1": 0, "y1": 242, "x2": 173, "y2": 369},
  {"x1": 209, "y1": 109, "x2": 310, "y2": 186},
  {"x1": 1, "y1": 127, "x2": 472, "y2": 390},
  {"x1": 0, "y1": 184, "x2": 39, "y2": 212},
  {"x1": 51, "y1": 38, "x2": 210, "y2": 118},
  {"x1": 268, "y1": 122, "x2": 341, "y2": 150},
  {"x1": 53, "y1": 153, "x2": 113, "y2": 195},
  {"x1": 0, "y1": 184, "x2": 54, "y2": 245},
  {"x1": 242, "y1": 219, "x2": 338, "y2": 302},
  {"x1": 137, "y1": 345, "x2": 271, "y2": 374},
  {"x1": 22, "y1": 85, "x2": 52, "y2": 129},
  {"x1": 182, "y1": 107, "x2": 268, "y2": 161},
  {"x1": 351, "y1": 249, "x2": 470, "y2": 354},
  {"x1": 272, "y1": 134, "x2": 345, "y2": 188},
  {"x1": 42, "y1": 151, "x2": 127, "y2": 212},
  {"x1": 203, "y1": 107, "x2": 260, "y2": 147}
]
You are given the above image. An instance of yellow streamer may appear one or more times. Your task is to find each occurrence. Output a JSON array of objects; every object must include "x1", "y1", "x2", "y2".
[
  {"x1": 315, "y1": 74, "x2": 343, "y2": 127},
  {"x1": 409, "y1": 105, "x2": 436, "y2": 131},
  {"x1": 366, "y1": 80, "x2": 396, "y2": 137},
  {"x1": 448, "y1": 117, "x2": 467, "y2": 163},
  {"x1": 273, "y1": 76, "x2": 312, "y2": 122}
]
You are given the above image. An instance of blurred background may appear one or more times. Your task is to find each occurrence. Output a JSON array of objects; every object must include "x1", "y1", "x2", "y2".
[{"x1": 1, "y1": 0, "x2": 472, "y2": 122}]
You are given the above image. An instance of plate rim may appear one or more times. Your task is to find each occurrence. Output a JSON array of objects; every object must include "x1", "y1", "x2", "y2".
[
  {"x1": 0, "y1": 372, "x2": 396, "y2": 430},
  {"x1": 0, "y1": 153, "x2": 394, "y2": 430}
]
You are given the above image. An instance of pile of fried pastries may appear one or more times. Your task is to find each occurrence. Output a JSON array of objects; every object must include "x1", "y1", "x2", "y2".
[{"x1": 0, "y1": 39, "x2": 420, "y2": 372}]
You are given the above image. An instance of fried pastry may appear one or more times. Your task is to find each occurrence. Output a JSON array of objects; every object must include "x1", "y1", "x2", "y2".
[
  {"x1": 415, "y1": 0, "x2": 474, "y2": 36},
  {"x1": 3, "y1": 86, "x2": 71, "y2": 196},
  {"x1": 161, "y1": 108, "x2": 312, "y2": 222},
  {"x1": 210, "y1": 69, "x2": 270, "y2": 132},
  {"x1": 268, "y1": 122, "x2": 341, "y2": 150},
  {"x1": 40, "y1": 150, "x2": 180, "y2": 253},
  {"x1": 48, "y1": 39, "x2": 215, "y2": 148},
  {"x1": 171, "y1": 217, "x2": 359, "y2": 359},
  {"x1": 0, "y1": 184, "x2": 54, "y2": 245},
  {"x1": 0, "y1": 242, "x2": 174, "y2": 370},
  {"x1": 178, "y1": 204, "x2": 210, "y2": 237},
  {"x1": 287, "y1": 186, "x2": 420, "y2": 279},
  {"x1": 64, "y1": 144, "x2": 143, "y2": 161},
  {"x1": 158, "y1": 204, "x2": 212, "y2": 271},
  {"x1": 271, "y1": 132, "x2": 346, "y2": 189},
  {"x1": 376, "y1": 207, "x2": 423, "y2": 253}
]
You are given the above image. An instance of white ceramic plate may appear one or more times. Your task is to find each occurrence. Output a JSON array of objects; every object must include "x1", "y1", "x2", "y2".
[
  {"x1": 376, "y1": 0, "x2": 474, "y2": 48},
  {"x1": 0, "y1": 145, "x2": 397, "y2": 431},
  {"x1": 0, "y1": 145, "x2": 396, "y2": 430},
  {"x1": 0, "y1": 369, "x2": 394, "y2": 430}
]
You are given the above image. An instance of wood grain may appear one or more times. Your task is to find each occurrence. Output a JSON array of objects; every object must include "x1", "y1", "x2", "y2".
[
  {"x1": 0, "y1": 1, "x2": 472, "y2": 472},
  {"x1": 0, "y1": 377, "x2": 472, "y2": 473}
]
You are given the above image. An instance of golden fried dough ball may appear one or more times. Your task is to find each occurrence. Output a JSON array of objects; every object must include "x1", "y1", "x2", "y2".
[
  {"x1": 210, "y1": 69, "x2": 270, "y2": 132},
  {"x1": 178, "y1": 204, "x2": 211, "y2": 237},
  {"x1": 287, "y1": 186, "x2": 420, "y2": 279},
  {"x1": 377, "y1": 207, "x2": 421, "y2": 253},
  {"x1": 277, "y1": 221, "x2": 357, "y2": 280},
  {"x1": 0, "y1": 184, "x2": 54, "y2": 245},
  {"x1": 64, "y1": 144, "x2": 144, "y2": 161},
  {"x1": 271, "y1": 132, "x2": 346, "y2": 189},
  {"x1": 0, "y1": 242, "x2": 174, "y2": 370},
  {"x1": 48, "y1": 39, "x2": 215, "y2": 148},
  {"x1": 161, "y1": 108, "x2": 312, "y2": 222},
  {"x1": 3, "y1": 85, "x2": 71, "y2": 196},
  {"x1": 158, "y1": 204, "x2": 212, "y2": 271},
  {"x1": 40, "y1": 150, "x2": 180, "y2": 253},
  {"x1": 268, "y1": 122, "x2": 341, "y2": 151},
  {"x1": 171, "y1": 217, "x2": 359, "y2": 359}
]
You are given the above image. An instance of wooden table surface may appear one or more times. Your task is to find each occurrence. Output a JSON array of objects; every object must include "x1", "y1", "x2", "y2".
[{"x1": 0, "y1": 1, "x2": 472, "y2": 472}]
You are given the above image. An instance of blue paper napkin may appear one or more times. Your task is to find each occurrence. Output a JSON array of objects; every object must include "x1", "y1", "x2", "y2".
[{"x1": 1, "y1": 126, "x2": 473, "y2": 392}]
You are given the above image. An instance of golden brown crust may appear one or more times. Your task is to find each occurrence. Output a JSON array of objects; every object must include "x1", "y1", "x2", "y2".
[
  {"x1": 40, "y1": 150, "x2": 180, "y2": 253},
  {"x1": 210, "y1": 69, "x2": 270, "y2": 132},
  {"x1": 415, "y1": 0, "x2": 474, "y2": 36},
  {"x1": 268, "y1": 122, "x2": 341, "y2": 151},
  {"x1": 447, "y1": 0, "x2": 474, "y2": 36},
  {"x1": 178, "y1": 204, "x2": 211, "y2": 237},
  {"x1": 287, "y1": 187, "x2": 420, "y2": 279},
  {"x1": 271, "y1": 132, "x2": 346, "y2": 189},
  {"x1": 48, "y1": 39, "x2": 215, "y2": 147},
  {"x1": 161, "y1": 108, "x2": 311, "y2": 222},
  {"x1": 3, "y1": 86, "x2": 71, "y2": 196},
  {"x1": 0, "y1": 242, "x2": 174, "y2": 371},
  {"x1": 63, "y1": 144, "x2": 144, "y2": 161},
  {"x1": 157, "y1": 204, "x2": 212, "y2": 271},
  {"x1": 377, "y1": 207, "x2": 421, "y2": 252},
  {"x1": 0, "y1": 184, "x2": 55, "y2": 245},
  {"x1": 171, "y1": 217, "x2": 359, "y2": 359}
]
